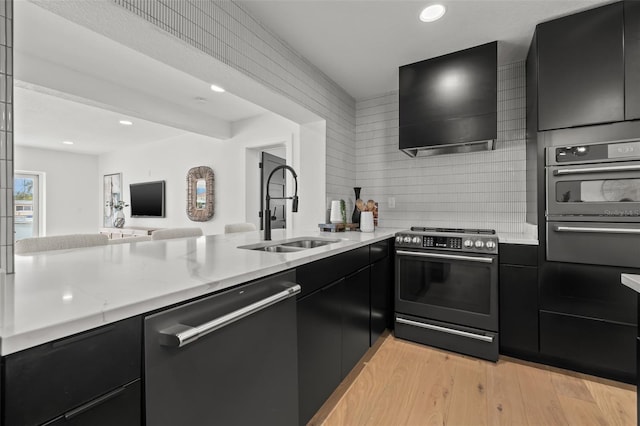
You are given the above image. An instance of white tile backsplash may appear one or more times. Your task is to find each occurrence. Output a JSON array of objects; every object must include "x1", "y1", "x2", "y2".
[
  {"x1": 356, "y1": 61, "x2": 527, "y2": 234},
  {"x1": 0, "y1": 2, "x2": 11, "y2": 273}
]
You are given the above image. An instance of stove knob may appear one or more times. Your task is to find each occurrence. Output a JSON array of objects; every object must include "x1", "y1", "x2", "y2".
[
  {"x1": 403, "y1": 236, "x2": 412, "y2": 243},
  {"x1": 395, "y1": 236, "x2": 402, "y2": 243},
  {"x1": 463, "y1": 239, "x2": 474, "y2": 248},
  {"x1": 412, "y1": 236, "x2": 421, "y2": 244},
  {"x1": 474, "y1": 240, "x2": 485, "y2": 249},
  {"x1": 486, "y1": 240, "x2": 496, "y2": 250}
]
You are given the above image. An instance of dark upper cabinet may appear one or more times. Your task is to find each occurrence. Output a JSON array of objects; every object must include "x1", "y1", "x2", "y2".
[
  {"x1": 625, "y1": 1, "x2": 640, "y2": 120},
  {"x1": 537, "y1": 2, "x2": 625, "y2": 130},
  {"x1": 399, "y1": 41, "x2": 497, "y2": 150}
]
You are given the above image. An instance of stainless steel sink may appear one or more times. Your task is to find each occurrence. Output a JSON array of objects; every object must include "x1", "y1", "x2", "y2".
[{"x1": 238, "y1": 237, "x2": 341, "y2": 253}]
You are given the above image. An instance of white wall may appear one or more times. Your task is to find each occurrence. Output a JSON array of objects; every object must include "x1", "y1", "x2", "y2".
[
  {"x1": 355, "y1": 62, "x2": 527, "y2": 234},
  {"x1": 14, "y1": 146, "x2": 100, "y2": 235},
  {"x1": 98, "y1": 113, "x2": 325, "y2": 235}
]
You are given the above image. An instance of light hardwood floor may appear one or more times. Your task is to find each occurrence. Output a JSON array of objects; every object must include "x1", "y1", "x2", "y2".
[{"x1": 312, "y1": 334, "x2": 636, "y2": 426}]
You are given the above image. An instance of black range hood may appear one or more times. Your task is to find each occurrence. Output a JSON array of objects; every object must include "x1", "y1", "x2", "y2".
[{"x1": 399, "y1": 41, "x2": 497, "y2": 157}]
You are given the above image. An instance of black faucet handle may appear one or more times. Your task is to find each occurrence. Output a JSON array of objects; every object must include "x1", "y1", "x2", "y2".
[{"x1": 292, "y1": 196, "x2": 299, "y2": 213}]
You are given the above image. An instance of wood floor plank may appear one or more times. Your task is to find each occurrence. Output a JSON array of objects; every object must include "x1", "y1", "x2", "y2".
[
  {"x1": 446, "y1": 356, "x2": 489, "y2": 426},
  {"x1": 403, "y1": 347, "x2": 457, "y2": 426},
  {"x1": 582, "y1": 378, "x2": 637, "y2": 426},
  {"x1": 485, "y1": 359, "x2": 530, "y2": 426},
  {"x1": 318, "y1": 335, "x2": 636, "y2": 426},
  {"x1": 515, "y1": 363, "x2": 570, "y2": 426}
]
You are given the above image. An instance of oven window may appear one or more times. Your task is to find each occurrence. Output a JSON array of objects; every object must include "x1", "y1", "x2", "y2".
[
  {"x1": 556, "y1": 179, "x2": 640, "y2": 203},
  {"x1": 398, "y1": 257, "x2": 491, "y2": 315}
]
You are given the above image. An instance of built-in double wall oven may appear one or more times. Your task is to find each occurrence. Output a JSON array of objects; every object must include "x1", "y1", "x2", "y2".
[
  {"x1": 394, "y1": 228, "x2": 499, "y2": 362},
  {"x1": 546, "y1": 139, "x2": 640, "y2": 268}
]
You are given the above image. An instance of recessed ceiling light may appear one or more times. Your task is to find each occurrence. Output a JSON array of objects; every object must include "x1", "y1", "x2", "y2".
[
  {"x1": 119, "y1": 120, "x2": 133, "y2": 126},
  {"x1": 210, "y1": 84, "x2": 225, "y2": 93},
  {"x1": 420, "y1": 4, "x2": 446, "y2": 22},
  {"x1": 62, "y1": 140, "x2": 74, "y2": 145}
]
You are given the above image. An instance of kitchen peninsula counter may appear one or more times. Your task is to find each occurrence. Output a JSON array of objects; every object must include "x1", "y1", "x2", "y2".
[
  {"x1": 622, "y1": 273, "x2": 640, "y2": 293},
  {"x1": 0, "y1": 228, "x2": 399, "y2": 355}
]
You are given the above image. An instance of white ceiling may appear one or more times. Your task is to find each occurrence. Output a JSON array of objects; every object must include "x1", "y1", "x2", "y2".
[
  {"x1": 239, "y1": 0, "x2": 613, "y2": 100},
  {"x1": 14, "y1": 1, "x2": 268, "y2": 154}
]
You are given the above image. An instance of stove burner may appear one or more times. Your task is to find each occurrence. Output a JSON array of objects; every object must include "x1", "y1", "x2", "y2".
[{"x1": 409, "y1": 227, "x2": 496, "y2": 235}]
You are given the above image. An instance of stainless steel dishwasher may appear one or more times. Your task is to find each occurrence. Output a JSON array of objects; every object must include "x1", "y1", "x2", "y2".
[{"x1": 144, "y1": 270, "x2": 300, "y2": 426}]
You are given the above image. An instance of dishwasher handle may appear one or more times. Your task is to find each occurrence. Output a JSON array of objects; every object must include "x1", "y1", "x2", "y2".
[{"x1": 159, "y1": 283, "x2": 301, "y2": 348}]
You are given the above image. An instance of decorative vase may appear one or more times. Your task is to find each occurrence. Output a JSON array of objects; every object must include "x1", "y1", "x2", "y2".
[
  {"x1": 352, "y1": 187, "x2": 361, "y2": 224},
  {"x1": 113, "y1": 209, "x2": 125, "y2": 228},
  {"x1": 360, "y1": 211, "x2": 374, "y2": 232},
  {"x1": 330, "y1": 200, "x2": 343, "y2": 224}
]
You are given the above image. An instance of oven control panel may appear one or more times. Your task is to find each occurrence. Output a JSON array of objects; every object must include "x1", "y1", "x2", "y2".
[{"x1": 395, "y1": 233, "x2": 498, "y2": 254}]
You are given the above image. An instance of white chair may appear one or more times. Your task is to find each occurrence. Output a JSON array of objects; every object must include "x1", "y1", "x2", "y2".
[
  {"x1": 224, "y1": 223, "x2": 257, "y2": 234},
  {"x1": 15, "y1": 234, "x2": 109, "y2": 255},
  {"x1": 107, "y1": 236, "x2": 152, "y2": 245},
  {"x1": 151, "y1": 227, "x2": 203, "y2": 241}
]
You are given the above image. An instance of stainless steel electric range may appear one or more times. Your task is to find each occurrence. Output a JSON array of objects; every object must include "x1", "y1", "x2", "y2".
[{"x1": 394, "y1": 227, "x2": 499, "y2": 361}]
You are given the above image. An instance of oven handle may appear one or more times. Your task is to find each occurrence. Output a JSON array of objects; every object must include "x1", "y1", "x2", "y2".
[
  {"x1": 396, "y1": 250, "x2": 494, "y2": 264},
  {"x1": 553, "y1": 164, "x2": 640, "y2": 176},
  {"x1": 554, "y1": 225, "x2": 640, "y2": 235},
  {"x1": 396, "y1": 317, "x2": 494, "y2": 343}
]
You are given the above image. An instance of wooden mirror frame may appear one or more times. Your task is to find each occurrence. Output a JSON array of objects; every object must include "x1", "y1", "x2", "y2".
[{"x1": 187, "y1": 166, "x2": 215, "y2": 221}]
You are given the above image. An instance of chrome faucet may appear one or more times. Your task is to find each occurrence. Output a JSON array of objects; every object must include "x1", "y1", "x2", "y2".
[{"x1": 264, "y1": 165, "x2": 298, "y2": 241}]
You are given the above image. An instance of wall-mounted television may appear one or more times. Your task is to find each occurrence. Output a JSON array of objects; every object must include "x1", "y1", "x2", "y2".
[{"x1": 130, "y1": 180, "x2": 165, "y2": 217}]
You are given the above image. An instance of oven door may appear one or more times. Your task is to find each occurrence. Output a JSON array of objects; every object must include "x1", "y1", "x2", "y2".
[
  {"x1": 546, "y1": 161, "x2": 640, "y2": 220},
  {"x1": 395, "y1": 249, "x2": 498, "y2": 332}
]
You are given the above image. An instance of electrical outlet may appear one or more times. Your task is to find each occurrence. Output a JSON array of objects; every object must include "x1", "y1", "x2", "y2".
[{"x1": 388, "y1": 197, "x2": 396, "y2": 209}]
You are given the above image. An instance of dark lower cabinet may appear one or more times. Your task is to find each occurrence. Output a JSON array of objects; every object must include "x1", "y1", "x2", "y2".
[
  {"x1": 43, "y1": 380, "x2": 141, "y2": 426},
  {"x1": 499, "y1": 264, "x2": 538, "y2": 355},
  {"x1": 341, "y1": 266, "x2": 371, "y2": 378},
  {"x1": 540, "y1": 310, "x2": 636, "y2": 382},
  {"x1": 297, "y1": 279, "x2": 343, "y2": 425},
  {"x1": 370, "y1": 255, "x2": 393, "y2": 345},
  {"x1": 499, "y1": 244, "x2": 539, "y2": 356},
  {"x1": 625, "y1": 0, "x2": 640, "y2": 120},
  {"x1": 2, "y1": 317, "x2": 142, "y2": 426}
]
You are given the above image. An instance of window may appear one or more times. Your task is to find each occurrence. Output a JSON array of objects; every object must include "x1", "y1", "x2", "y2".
[{"x1": 14, "y1": 174, "x2": 40, "y2": 240}]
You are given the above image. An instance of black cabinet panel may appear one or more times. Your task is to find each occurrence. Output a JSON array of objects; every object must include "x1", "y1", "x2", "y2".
[
  {"x1": 625, "y1": 0, "x2": 640, "y2": 120},
  {"x1": 371, "y1": 257, "x2": 393, "y2": 345},
  {"x1": 540, "y1": 310, "x2": 636, "y2": 381},
  {"x1": 3, "y1": 317, "x2": 141, "y2": 426},
  {"x1": 499, "y1": 265, "x2": 539, "y2": 355},
  {"x1": 369, "y1": 239, "x2": 390, "y2": 264},
  {"x1": 537, "y1": 2, "x2": 624, "y2": 130},
  {"x1": 297, "y1": 280, "x2": 343, "y2": 425},
  {"x1": 498, "y1": 243, "x2": 537, "y2": 266},
  {"x1": 341, "y1": 266, "x2": 370, "y2": 378},
  {"x1": 540, "y1": 262, "x2": 638, "y2": 325},
  {"x1": 297, "y1": 246, "x2": 369, "y2": 298},
  {"x1": 43, "y1": 380, "x2": 141, "y2": 426}
]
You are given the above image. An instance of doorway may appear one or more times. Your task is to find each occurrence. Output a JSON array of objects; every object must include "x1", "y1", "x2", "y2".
[{"x1": 260, "y1": 152, "x2": 286, "y2": 231}]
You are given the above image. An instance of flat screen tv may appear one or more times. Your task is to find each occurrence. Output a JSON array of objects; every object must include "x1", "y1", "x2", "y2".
[{"x1": 130, "y1": 180, "x2": 165, "y2": 217}]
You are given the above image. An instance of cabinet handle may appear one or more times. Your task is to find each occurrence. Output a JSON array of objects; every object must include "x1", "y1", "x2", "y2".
[
  {"x1": 396, "y1": 316, "x2": 494, "y2": 343},
  {"x1": 396, "y1": 250, "x2": 494, "y2": 264},
  {"x1": 64, "y1": 384, "x2": 129, "y2": 420},
  {"x1": 159, "y1": 283, "x2": 301, "y2": 348},
  {"x1": 554, "y1": 225, "x2": 640, "y2": 235},
  {"x1": 553, "y1": 164, "x2": 640, "y2": 176}
]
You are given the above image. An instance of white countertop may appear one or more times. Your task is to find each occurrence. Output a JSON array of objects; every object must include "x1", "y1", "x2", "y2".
[
  {"x1": 0, "y1": 228, "x2": 399, "y2": 356},
  {"x1": 621, "y1": 273, "x2": 640, "y2": 293},
  {"x1": 497, "y1": 223, "x2": 539, "y2": 245}
]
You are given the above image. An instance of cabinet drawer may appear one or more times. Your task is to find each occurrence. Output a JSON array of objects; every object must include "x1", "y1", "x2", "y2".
[
  {"x1": 369, "y1": 239, "x2": 390, "y2": 264},
  {"x1": 42, "y1": 380, "x2": 141, "y2": 426},
  {"x1": 540, "y1": 310, "x2": 636, "y2": 381},
  {"x1": 3, "y1": 317, "x2": 142, "y2": 426},
  {"x1": 498, "y1": 243, "x2": 537, "y2": 266},
  {"x1": 297, "y1": 246, "x2": 369, "y2": 298}
]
